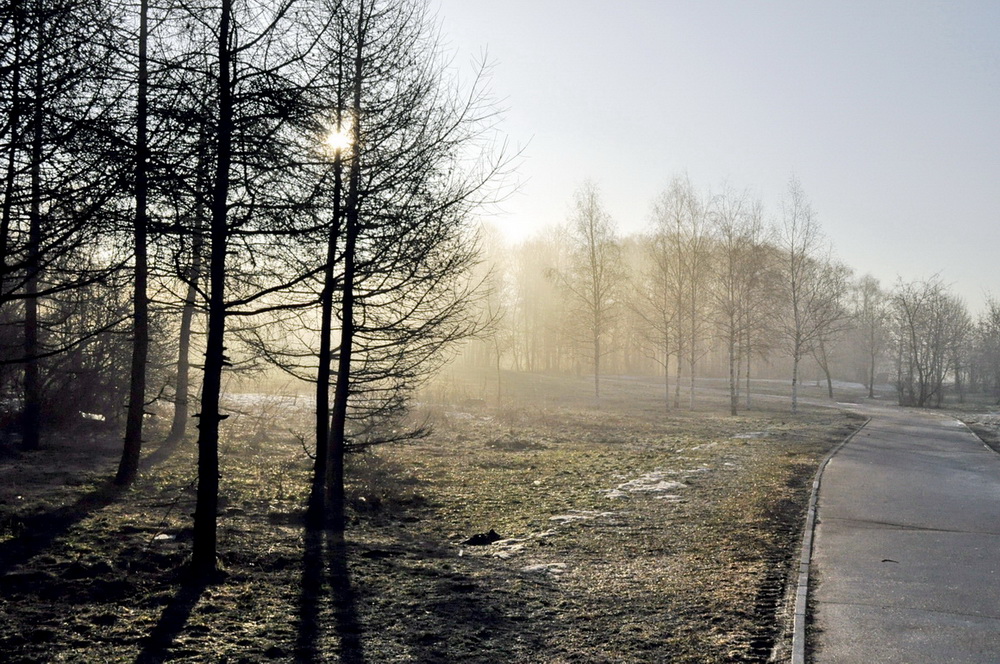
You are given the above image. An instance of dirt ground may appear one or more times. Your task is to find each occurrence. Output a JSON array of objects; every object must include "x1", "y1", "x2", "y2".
[{"x1": 0, "y1": 371, "x2": 865, "y2": 663}]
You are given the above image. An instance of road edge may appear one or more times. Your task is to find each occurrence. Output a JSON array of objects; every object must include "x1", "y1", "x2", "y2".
[{"x1": 790, "y1": 415, "x2": 871, "y2": 664}]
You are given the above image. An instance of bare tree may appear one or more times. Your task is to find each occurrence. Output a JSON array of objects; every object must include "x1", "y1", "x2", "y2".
[
  {"x1": 777, "y1": 178, "x2": 849, "y2": 412},
  {"x1": 115, "y1": 0, "x2": 150, "y2": 486},
  {"x1": 709, "y1": 188, "x2": 772, "y2": 415},
  {"x1": 892, "y1": 277, "x2": 970, "y2": 407},
  {"x1": 0, "y1": 0, "x2": 128, "y2": 449},
  {"x1": 631, "y1": 228, "x2": 679, "y2": 409},
  {"x1": 970, "y1": 297, "x2": 1000, "y2": 400},
  {"x1": 556, "y1": 181, "x2": 622, "y2": 399},
  {"x1": 850, "y1": 274, "x2": 889, "y2": 399},
  {"x1": 650, "y1": 176, "x2": 711, "y2": 409},
  {"x1": 312, "y1": 0, "x2": 509, "y2": 528}
]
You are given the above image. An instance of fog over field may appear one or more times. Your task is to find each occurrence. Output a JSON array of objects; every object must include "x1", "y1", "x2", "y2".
[{"x1": 437, "y1": 0, "x2": 1000, "y2": 312}]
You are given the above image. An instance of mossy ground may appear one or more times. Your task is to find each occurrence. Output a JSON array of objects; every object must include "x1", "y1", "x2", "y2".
[{"x1": 0, "y1": 371, "x2": 864, "y2": 662}]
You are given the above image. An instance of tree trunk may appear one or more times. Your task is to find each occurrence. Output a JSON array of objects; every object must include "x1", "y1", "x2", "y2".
[
  {"x1": 167, "y1": 130, "x2": 210, "y2": 445},
  {"x1": 867, "y1": 347, "x2": 876, "y2": 399},
  {"x1": 166, "y1": 244, "x2": 201, "y2": 443},
  {"x1": 791, "y1": 349, "x2": 800, "y2": 413},
  {"x1": 593, "y1": 332, "x2": 600, "y2": 399},
  {"x1": 22, "y1": 14, "x2": 44, "y2": 452},
  {"x1": 0, "y1": 4, "x2": 21, "y2": 301},
  {"x1": 673, "y1": 351, "x2": 682, "y2": 409},
  {"x1": 312, "y1": 135, "x2": 343, "y2": 518},
  {"x1": 728, "y1": 329, "x2": 737, "y2": 416},
  {"x1": 192, "y1": 0, "x2": 234, "y2": 577},
  {"x1": 325, "y1": 7, "x2": 364, "y2": 532},
  {"x1": 662, "y1": 331, "x2": 670, "y2": 411},
  {"x1": 116, "y1": 0, "x2": 150, "y2": 486},
  {"x1": 815, "y1": 339, "x2": 834, "y2": 400},
  {"x1": 688, "y1": 309, "x2": 696, "y2": 410}
]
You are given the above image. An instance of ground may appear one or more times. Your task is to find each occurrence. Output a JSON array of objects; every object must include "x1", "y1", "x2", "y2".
[{"x1": 0, "y1": 371, "x2": 866, "y2": 663}]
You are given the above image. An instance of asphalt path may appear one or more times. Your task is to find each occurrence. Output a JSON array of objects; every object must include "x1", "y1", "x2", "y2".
[{"x1": 811, "y1": 404, "x2": 1000, "y2": 663}]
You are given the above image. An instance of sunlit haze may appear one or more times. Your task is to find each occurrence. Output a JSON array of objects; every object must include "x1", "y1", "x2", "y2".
[{"x1": 435, "y1": 0, "x2": 1000, "y2": 310}]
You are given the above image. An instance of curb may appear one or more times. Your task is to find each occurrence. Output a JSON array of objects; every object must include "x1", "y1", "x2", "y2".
[{"x1": 790, "y1": 415, "x2": 871, "y2": 664}]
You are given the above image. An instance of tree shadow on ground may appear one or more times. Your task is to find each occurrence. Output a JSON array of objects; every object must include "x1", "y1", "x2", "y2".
[
  {"x1": 297, "y1": 523, "x2": 367, "y2": 664},
  {"x1": 140, "y1": 433, "x2": 188, "y2": 471},
  {"x1": 132, "y1": 578, "x2": 208, "y2": 664},
  {"x1": 0, "y1": 480, "x2": 122, "y2": 578}
]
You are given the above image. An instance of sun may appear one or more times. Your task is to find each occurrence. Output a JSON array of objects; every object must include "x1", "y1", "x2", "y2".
[{"x1": 323, "y1": 120, "x2": 353, "y2": 154}]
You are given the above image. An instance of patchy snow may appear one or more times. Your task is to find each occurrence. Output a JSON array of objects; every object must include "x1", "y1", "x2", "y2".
[
  {"x1": 688, "y1": 442, "x2": 717, "y2": 450},
  {"x1": 549, "y1": 510, "x2": 615, "y2": 524},
  {"x1": 522, "y1": 562, "x2": 566, "y2": 575},
  {"x1": 603, "y1": 471, "x2": 688, "y2": 499},
  {"x1": 732, "y1": 431, "x2": 769, "y2": 439},
  {"x1": 491, "y1": 539, "x2": 527, "y2": 559}
]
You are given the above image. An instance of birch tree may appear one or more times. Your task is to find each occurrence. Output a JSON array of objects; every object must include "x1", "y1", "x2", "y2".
[
  {"x1": 558, "y1": 181, "x2": 622, "y2": 399},
  {"x1": 777, "y1": 178, "x2": 848, "y2": 412}
]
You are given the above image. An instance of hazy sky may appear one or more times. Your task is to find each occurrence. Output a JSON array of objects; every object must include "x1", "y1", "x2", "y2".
[{"x1": 433, "y1": 0, "x2": 1000, "y2": 311}]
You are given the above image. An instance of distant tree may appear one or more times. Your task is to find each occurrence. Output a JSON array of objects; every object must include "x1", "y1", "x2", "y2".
[
  {"x1": 891, "y1": 276, "x2": 970, "y2": 407},
  {"x1": 806, "y1": 260, "x2": 852, "y2": 399},
  {"x1": 709, "y1": 188, "x2": 772, "y2": 415},
  {"x1": 512, "y1": 236, "x2": 571, "y2": 372},
  {"x1": 631, "y1": 227, "x2": 679, "y2": 409},
  {"x1": 850, "y1": 274, "x2": 889, "y2": 398},
  {"x1": 651, "y1": 176, "x2": 711, "y2": 409},
  {"x1": 556, "y1": 181, "x2": 622, "y2": 399},
  {"x1": 474, "y1": 225, "x2": 513, "y2": 401},
  {"x1": 970, "y1": 297, "x2": 1000, "y2": 399},
  {"x1": 777, "y1": 178, "x2": 848, "y2": 412}
]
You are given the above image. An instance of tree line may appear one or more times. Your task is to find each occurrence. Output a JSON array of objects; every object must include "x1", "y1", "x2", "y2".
[
  {"x1": 470, "y1": 176, "x2": 999, "y2": 413},
  {"x1": 1, "y1": 0, "x2": 507, "y2": 576}
]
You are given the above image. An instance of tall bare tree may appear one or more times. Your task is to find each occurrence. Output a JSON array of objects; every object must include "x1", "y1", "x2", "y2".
[
  {"x1": 115, "y1": 0, "x2": 150, "y2": 486},
  {"x1": 850, "y1": 274, "x2": 889, "y2": 399},
  {"x1": 557, "y1": 181, "x2": 622, "y2": 399},
  {"x1": 709, "y1": 188, "x2": 771, "y2": 415},
  {"x1": 314, "y1": 0, "x2": 508, "y2": 528},
  {"x1": 777, "y1": 178, "x2": 848, "y2": 412}
]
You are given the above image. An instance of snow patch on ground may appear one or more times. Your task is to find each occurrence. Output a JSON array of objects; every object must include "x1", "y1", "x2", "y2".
[
  {"x1": 732, "y1": 431, "x2": 769, "y2": 439},
  {"x1": 522, "y1": 562, "x2": 566, "y2": 575},
  {"x1": 603, "y1": 471, "x2": 687, "y2": 499},
  {"x1": 549, "y1": 510, "x2": 616, "y2": 524}
]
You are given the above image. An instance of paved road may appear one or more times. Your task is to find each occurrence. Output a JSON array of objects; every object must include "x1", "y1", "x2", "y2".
[{"x1": 812, "y1": 405, "x2": 1000, "y2": 663}]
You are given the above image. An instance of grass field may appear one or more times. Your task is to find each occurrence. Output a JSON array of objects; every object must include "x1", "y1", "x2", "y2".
[{"x1": 0, "y1": 369, "x2": 865, "y2": 663}]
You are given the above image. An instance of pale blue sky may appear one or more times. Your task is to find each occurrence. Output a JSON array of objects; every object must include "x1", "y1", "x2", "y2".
[{"x1": 434, "y1": 0, "x2": 1000, "y2": 310}]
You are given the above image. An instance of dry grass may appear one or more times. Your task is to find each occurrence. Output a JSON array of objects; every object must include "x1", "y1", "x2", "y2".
[{"x1": 0, "y1": 370, "x2": 865, "y2": 663}]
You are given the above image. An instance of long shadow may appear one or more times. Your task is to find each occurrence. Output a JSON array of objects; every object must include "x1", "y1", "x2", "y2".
[
  {"x1": 0, "y1": 479, "x2": 121, "y2": 578},
  {"x1": 296, "y1": 522, "x2": 367, "y2": 664},
  {"x1": 296, "y1": 524, "x2": 323, "y2": 662},
  {"x1": 1, "y1": 431, "x2": 191, "y2": 578},
  {"x1": 132, "y1": 579, "x2": 208, "y2": 664}
]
